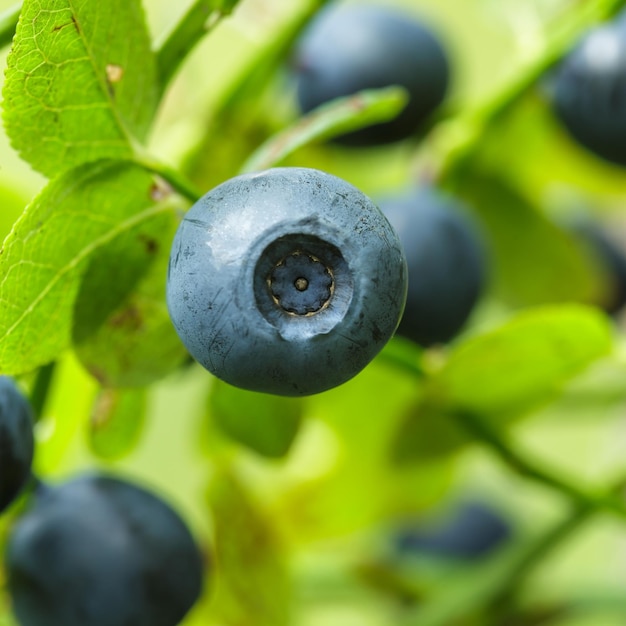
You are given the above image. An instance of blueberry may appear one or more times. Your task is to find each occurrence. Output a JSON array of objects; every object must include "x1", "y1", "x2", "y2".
[
  {"x1": 395, "y1": 500, "x2": 512, "y2": 560},
  {"x1": 293, "y1": 4, "x2": 450, "y2": 146},
  {"x1": 379, "y1": 187, "x2": 486, "y2": 347},
  {"x1": 5, "y1": 474, "x2": 204, "y2": 626},
  {"x1": 551, "y1": 19, "x2": 626, "y2": 166},
  {"x1": 167, "y1": 167, "x2": 407, "y2": 396},
  {"x1": 569, "y1": 218, "x2": 626, "y2": 314},
  {"x1": 0, "y1": 376, "x2": 34, "y2": 513}
]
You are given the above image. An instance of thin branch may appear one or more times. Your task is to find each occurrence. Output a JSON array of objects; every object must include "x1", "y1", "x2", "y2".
[
  {"x1": 155, "y1": 0, "x2": 240, "y2": 93},
  {"x1": 490, "y1": 502, "x2": 594, "y2": 618},
  {"x1": 136, "y1": 155, "x2": 202, "y2": 203},
  {"x1": 434, "y1": 0, "x2": 626, "y2": 180},
  {"x1": 453, "y1": 410, "x2": 626, "y2": 519}
]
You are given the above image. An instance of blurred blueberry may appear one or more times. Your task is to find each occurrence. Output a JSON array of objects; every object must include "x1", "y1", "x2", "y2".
[
  {"x1": 569, "y1": 218, "x2": 626, "y2": 315},
  {"x1": 6, "y1": 473, "x2": 205, "y2": 626},
  {"x1": 0, "y1": 376, "x2": 34, "y2": 513},
  {"x1": 551, "y1": 18, "x2": 626, "y2": 166},
  {"x1": 379, "y1": 186, "x2": 486, "y2": 347},
  {"x1": 293, "y1": 3, "x2": 450, "y2": 146},
  {"x1": 395, "y1": 500, "x2": 512, "y2": 560}
]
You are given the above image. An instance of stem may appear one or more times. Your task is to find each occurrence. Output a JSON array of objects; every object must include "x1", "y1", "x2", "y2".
[
  {"x1": 155, "y1": 0, "x2": 239, "y2": 93},
  {"x1": 484, "y1": 0, "x2": 626, "y2": 120},
  {"x1": 489, "y1": 502, "x2": 595, "y2": 619},
  {"x1": 487, "y1": 472, "x2": 626, "y2": 621},
  {"x1": 216, "y1": 0, "x2": 333, "y2": 112},
  {"x1": 29, "y1": 361, "x2": 56, "y2": 422},
  {"x1": 0, "y1": 2, "x2": 20, "y2": 49},
  {"x1": 136, "y1": 155, "x2": 202, "y2": 203},
  {"x1": 453, "y1": 410, "x2": 626, "y2": 519},
  {"x1": 181, "y1": 0, "x2": 334, "y2": 187},
  {"x1": 383, "y1": 353, "x2": 626, "y2": 519}
]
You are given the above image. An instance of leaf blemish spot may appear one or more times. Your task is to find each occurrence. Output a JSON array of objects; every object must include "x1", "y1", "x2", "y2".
[
  {"x1": 106, "y1": 64, "x2": 124, "y2": 84},
  {"x1": 139, "y1": 234, "x2": 159, "y2": 255},
  {"x1": 52, "y1": 21, "x2": 73, "y2": 33},
  {"x1": 109, "y1": 305, "x2": 143, "y2": 331},
  {"x1": 150, "y1": 180, "x2": 173, "y2": 202}
]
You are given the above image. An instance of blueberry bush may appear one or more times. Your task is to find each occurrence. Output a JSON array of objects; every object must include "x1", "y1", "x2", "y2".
[{"x1": 1, "y1": 0, "x2": 626, "y2": 625}]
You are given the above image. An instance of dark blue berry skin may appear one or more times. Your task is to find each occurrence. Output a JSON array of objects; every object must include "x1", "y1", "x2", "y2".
[
  {"x1": 379, "y1": 188, "x2": 486, "y2": 347},
  {"x1": 395, "y1": 501, "x2": 512, "y2": 560},
  {"x1": 5, "y1": 474, "x2": 204, "y2": 626},
  {"x1": 294, "y1": 4, "x2": 450, "y2": 146},
  {"x1": 570, "y1": 219, "x2": 626, "y2": 315},
  {"x1": 0, "y1": 376, "x2": 34, "y2": 513},
  {"x1": 167, "y1": 167, "x2": 407, "y2": 396},
  {"x1": 552, "y1": 19, "x2": 626, "y2": 166}
]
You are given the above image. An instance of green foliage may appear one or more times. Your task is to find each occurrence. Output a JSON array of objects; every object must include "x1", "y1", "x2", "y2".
[
  {"x1": 89, "y1": 387, "x2": 147, "y2": 460},
  {"x1": 1, "y1": 0, "x2": 626, "y2": 625},
  {"x1": 240, "y1": 87, "x2": 409, "y2": 173},
  {"x1": 208, "y1": 470, "x2": 292, "y2": 626},
  {"x1": 74, "y1": 208, "x2": 188, "y2": 387},
  {"x1": 456, "y1": 172, "x2": 602, "y2": 306},
  {"x1": 434, "y1": 304, "x2": 613, "y2": 419},
  {"x1": 155, "y1": 0, "x2": 242, "y2": 90},
  {"x1": 0, "y1": 182, "x2": 30, "y2": 243},
  {"x1": 0, "y1": 161, "x2": 179, "y2": 374},
  {"x1": 3, "y1": 0, "x2": 157, "y2": 177},
  {"x1": 210, "y1": 381, "x2": 304, "y2": 458},
  {"x1": 392, "y1": 400, "x2": 469, "y2": 464}
]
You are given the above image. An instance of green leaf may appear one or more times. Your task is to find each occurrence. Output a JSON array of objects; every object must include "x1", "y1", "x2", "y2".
[
  {"x1": 71, "y1": 208, "x2": 172, "y2": 345},
  {"x1": 212, "y1": 0, "x2": 239, "y2": 10},
  {"x1": 209, "y1": 380, "x2": 303, "y2": 458},
  {"x1": 88, "y1": 387, "x2": 146, "y2": 460},
  {"x1": 433, "y1": 305, "x2": 613, "y2": 419},
  {"x1": 0, "y1": 160, "x2": 177, "y2": 375},
  {"x1": 208, "y1": 469, "x2": 291, "y2": 626},
  {"x1": 275, "y1": 361, "x2": 452, "y2": 542},
  {"x1": 240, "y1": 86, "x2": 409, "y2": 173},
  {"x1": 391, "y1": 400, "x2": 471, "y2": 465},
  {"x1": 0, "y1": 4, "x2": 21, "y2": 49},
  {"x1": 455, "y1": 172, "x2": 601, "y2": 307},
  {"x1": 3, "y1": 0, "x2": 158, "y2": 177},
  {"x1": 33, "y1": 351, "x2": 98, "y2": 475},
  {"x1": 0, "y1": 182, "x2": 29, "y2": 244},
  {"x1": 74, "y1": 213, "x2": 189, "y2": 387}
]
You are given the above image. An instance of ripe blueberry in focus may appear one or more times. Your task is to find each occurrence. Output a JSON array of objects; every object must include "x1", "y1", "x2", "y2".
[
  {"x1": 551, "y1": 18, "x2": 626, "y2": 166},
  {"x1": 380, "y1": 187, "x2": 486, "y2": 347},
  {"x1": 5, "y1": 474, "x2": 204, "y2": 626},
  {"x1": 167, "y1": 167, "x2": 407, "y2": 396},
  {"x1": 395, "y1": 500, "x2": 512, "y2": 560},
  {"x1": 0, "y1": 376, "x2": 34, "y2": 513},
  {"x1": 293, "y1": 4, "x2": 450, "y2": 146}
]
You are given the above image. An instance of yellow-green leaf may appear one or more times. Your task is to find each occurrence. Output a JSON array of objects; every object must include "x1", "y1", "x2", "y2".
[
  {"x1": 240, "y1": 86, "x2": 409, "y2": 173},
  {"x1": 208, "y1": 470, "x2": 291, "y2": 626},
  {"x1": 456, "y1": 173, "x2": 601, "y2": 307},
  {"x1": 89, "y1": 387, "x2": 146, "y2": 460},
  {"x1": 434, "y1": 305, "x2": 613, "y2": 418},
  {"x1": 209, "y1": 380, "x2": 303, "y2": 458}
]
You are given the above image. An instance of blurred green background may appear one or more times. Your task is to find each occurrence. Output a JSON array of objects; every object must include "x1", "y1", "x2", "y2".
[{"x1": 2, "y1": 1, "x2": 626, "y2": 625}]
